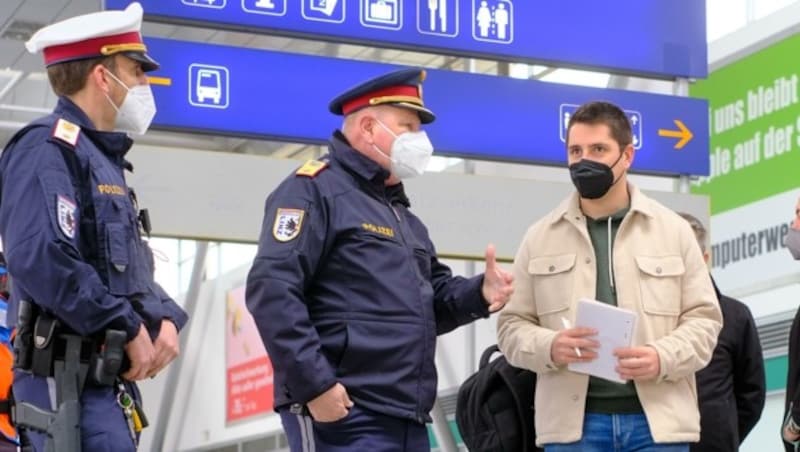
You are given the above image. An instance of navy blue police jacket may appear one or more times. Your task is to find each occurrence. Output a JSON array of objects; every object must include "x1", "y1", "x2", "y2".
[
  {"x1": 246, "y1": 131, "x2": 490, "y2": 423},
  {"x1": 0, "y1": 97, "x2": 187, "y2": 341}
]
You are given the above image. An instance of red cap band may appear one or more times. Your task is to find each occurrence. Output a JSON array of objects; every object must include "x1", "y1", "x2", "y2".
[
  {"x1": 42, "y1": 31, "x2": 143, "y2": 66},
  {"x1": 341, "y1": 85, "x2": 421, "y2": 116}
]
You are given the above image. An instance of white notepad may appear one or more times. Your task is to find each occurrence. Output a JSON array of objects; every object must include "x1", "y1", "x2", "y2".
[{"x1": 567, "y1": 298, "x2": 637, "y2": 384}]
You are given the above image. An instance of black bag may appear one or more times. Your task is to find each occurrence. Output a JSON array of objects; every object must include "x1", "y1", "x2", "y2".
[{"x1": 456, "y1": 344, "x2": 541, "y2": 452}]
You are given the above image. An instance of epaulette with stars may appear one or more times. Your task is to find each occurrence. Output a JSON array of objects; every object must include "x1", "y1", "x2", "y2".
[
  {"x1": 295, "y1": 159, "x2": 328, "y2": 178},
  {"x1": 50, "y1": 118, "x2": 81, "y2": 148}
]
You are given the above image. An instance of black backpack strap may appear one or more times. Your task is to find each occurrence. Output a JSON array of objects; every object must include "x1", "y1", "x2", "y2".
[
  {"x1": 458, "y1": 344, "x2": 543, "y2": 452},
  {"x1": 479, "y1": 344, "x2": 500, "y2": 368},
  {"x1": 496, "y1": 358, "x2": 538, "y2": 451}
]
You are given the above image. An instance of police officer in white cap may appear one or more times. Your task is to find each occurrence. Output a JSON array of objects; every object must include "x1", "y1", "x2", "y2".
[{"x1": 0, "y1": 3, "x2": 187, "y2": 451}]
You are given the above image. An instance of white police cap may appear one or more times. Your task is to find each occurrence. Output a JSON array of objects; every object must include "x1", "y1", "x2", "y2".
[{"x1": 25, "y1": 2, "x2": 158, "y2": 72}]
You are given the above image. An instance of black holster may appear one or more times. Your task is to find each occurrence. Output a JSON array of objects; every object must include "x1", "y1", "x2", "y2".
[
  {"x1": 14, "y1": 301, "x2": 125, "y2": 385},
  {"x1": 13, "y1": 334, "x2": 84, "y2": 452},
  {"x1": 12, "y1": 300, "x2": 129, "y2": 452},
  {"x1": 12, "y1": 299, "x2": 36, "y2": 370}
]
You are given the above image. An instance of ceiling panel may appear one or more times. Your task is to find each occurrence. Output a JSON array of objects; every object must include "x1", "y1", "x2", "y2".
[
  {"x1": 2, "y1": 0, "x2": 87, "y2": 71},
  {"x1": 0, "y1": 0, "x2": 28, "y2": 35},
  {"x1": 0, "y1": 40, "x2": 25, "y2": 69},
  {"x1": 141, "y1": 21, "x2": 181, "y2": 38},
  {"x1": 163, "y1": 24, "x2": 218, "y2": 42},
  {"x1": 247, "y1": 34, "x2": 293, "y2": 52},
  {"x1": 12, "y1": 0, "x2": 77, "y2": 28},
  {"x1": 46, "y1": 0, "x2": 98, "y2": 21},
  {"x1": 212, "y1": 30, "x2": 258, "y2": 48},
  {"x1": 12, "y1": 73, "x2": 52, "y2": 108}
]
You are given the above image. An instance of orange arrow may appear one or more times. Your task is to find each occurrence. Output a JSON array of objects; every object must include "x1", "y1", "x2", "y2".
[
  {"x1": 147, "y1": 76, "x2": 172, "y2": 86},
  {"x1": 658, "y1": 119, "x2": 693, "y2": 149}
]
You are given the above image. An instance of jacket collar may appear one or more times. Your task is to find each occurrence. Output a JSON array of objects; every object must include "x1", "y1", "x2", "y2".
[
  {"x1": 54, "y1": 96, "x2": 95, "y2": 129},
  {"x1": 386, "y1": 182, "x2": 411, "y2": 208},
  {"x1": 548, "y1": 183, "x2": 656, "y2": 225},
  {"x1": 54, "y1": 97, "x2": 134, "y2": 170},
  {"x1": 329, "y1": 130, "x2": 391, "y2": 185}
]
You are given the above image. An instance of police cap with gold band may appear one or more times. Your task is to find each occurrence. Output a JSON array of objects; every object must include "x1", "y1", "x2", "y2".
[
  {"x1": 24, "y1": 2, "x2": 159, "y2": 72},
  {"x1": 328, "y1": 67, "x2": 435, "y2": 124}
]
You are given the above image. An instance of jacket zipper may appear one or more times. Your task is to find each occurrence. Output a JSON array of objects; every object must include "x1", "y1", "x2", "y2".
[{"x1": 383, "y1": 194, "x2": 428, "y2": 421}]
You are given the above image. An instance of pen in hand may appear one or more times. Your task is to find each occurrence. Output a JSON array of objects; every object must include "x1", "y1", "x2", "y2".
[{"x1": 561, "y1": 317, "x2": 582, "y2": 358}]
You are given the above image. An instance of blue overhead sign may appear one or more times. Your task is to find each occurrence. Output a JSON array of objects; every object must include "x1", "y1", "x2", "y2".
[
  {"x1": 143, "y1": 37, "x2": 709, "y2": 176},
  {"x1": 106, "y1": 0, "x2": 707, "y2": 79}
]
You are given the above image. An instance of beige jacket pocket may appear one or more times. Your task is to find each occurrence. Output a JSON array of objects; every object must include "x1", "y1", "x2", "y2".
[
  {"x1": 635, "y1": 255, "x2": 685, "y2": 316},
  {"x1": 528, "y1": 254, "x2": 576, "y2": 316}
]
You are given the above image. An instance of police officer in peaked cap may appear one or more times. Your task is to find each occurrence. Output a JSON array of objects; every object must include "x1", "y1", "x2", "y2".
[
  {"x1": 245, "y1": 67, "x2": 515, "y2": 451},
  {"x1": 0, "y1": 3, "x2": 187, "y2": 451}
]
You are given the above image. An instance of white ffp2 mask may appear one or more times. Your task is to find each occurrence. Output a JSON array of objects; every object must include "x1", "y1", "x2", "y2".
[
  {"x1": 373, "y1": 119, "x2": 434, "y2": 179},
  {"x1": 104, "y1": 70, "x2": 156, "y2": 136}
]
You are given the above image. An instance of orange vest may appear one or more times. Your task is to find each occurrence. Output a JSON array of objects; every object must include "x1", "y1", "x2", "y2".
[
  {"x1": 0, "y1": 296, "x2": 16, "y2": 443},
  {"x1": 0, "y1": 339, "x2": 15, "y2": 442}
]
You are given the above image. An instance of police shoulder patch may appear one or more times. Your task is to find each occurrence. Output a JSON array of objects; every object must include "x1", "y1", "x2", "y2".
[
  {"x1": 51, "y1": 118, "x2": 81, "y2": 148},
  {"x1": 295, "y1": 160, "x2": 328, "y2": 178},
  {"x1": 273, "y1": 208, "x2": 305, "y2": 242},
  {"x1": 56, "y1": 195, "x2": 77, "y2": 239}
]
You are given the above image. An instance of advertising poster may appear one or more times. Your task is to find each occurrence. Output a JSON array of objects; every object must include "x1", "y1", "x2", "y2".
[
  {"x1": 691, "y1": 33, "x2": 800, "y2": 293},
  {"x1": 225, "y1": 285, "x2": 274, "y2": 423}
]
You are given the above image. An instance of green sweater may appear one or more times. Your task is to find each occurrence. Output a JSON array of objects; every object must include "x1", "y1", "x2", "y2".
[{"x1": 584, "y1": 206, "x2": 643, "y2": 414}]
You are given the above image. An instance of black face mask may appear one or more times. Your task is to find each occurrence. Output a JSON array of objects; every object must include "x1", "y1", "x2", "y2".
[{"x1": 568, "y1": 153, "x2": 624, "y2": 200}]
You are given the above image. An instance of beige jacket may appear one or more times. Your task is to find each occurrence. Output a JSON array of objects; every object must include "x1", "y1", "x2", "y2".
[{"x1": 497, "y1": 185, "x2": 722, "y2": 446}]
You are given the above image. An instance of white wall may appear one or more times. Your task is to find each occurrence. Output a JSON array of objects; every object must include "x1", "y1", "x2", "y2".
[{"x1": 741, "y1": 284, "x2": 800, "y2": 320}]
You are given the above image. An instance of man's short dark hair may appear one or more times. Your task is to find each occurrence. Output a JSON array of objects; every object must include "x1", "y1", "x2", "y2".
[
  {"x1": 567, "y1": 101, "x2": 633, "y2": 149},
  {"x1": 46, "y1": 56, "x2": 116, "y2": 97},
  {"x1": 678, "y1": 212, "x2": 708, "y2": 253}
]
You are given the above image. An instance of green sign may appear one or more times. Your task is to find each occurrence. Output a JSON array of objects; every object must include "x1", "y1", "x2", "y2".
[{"x1": 690, "y1": 34, "x2": 800, "y2": 214}]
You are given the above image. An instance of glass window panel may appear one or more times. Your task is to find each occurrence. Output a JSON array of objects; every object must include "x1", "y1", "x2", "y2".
[
  {"x1": 753, "y1": 0, "x2": 798, "y2": 19},
  {"x1": 707, "y1": 0, "x2": 747, "y2": 41},
  {"x1": 219, "y1": 242, "x2": 258, "y2": 275},
  {"x1": 149, "y1": 237, "x2": 180, "y2": 297},
  {"x1": 539, "y1": 68, "x2": 610, "y2": 89}
]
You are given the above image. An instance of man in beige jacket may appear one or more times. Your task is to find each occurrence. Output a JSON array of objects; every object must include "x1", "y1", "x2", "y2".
[{"x1": 497, "y1": 101, "x2": 722, "y2": 452}]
